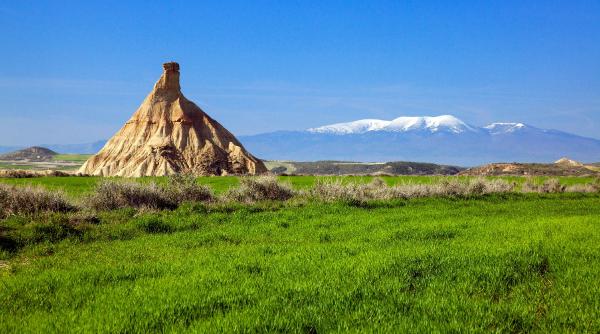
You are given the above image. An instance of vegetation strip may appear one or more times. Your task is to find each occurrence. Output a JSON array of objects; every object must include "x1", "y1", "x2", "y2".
[{"x1": 1, "y1": 190, "x2": 599, "y2": 332}]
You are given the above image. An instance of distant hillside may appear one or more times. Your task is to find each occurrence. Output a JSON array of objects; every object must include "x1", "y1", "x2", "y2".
[
  {"x1": 0, "y1": 147, "x2": 58, "y2": 162},
  {"x1": 459, "y1": 161, "x2": 599, "y2": 177},
  {"x1": 265, "y1": 161, "x2": 463, "y2": 175}
]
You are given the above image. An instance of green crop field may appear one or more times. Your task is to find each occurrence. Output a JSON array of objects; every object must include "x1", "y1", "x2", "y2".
[
  {"x1": 52, "y1": 154, "x2": 93, "y2": 163},
  {"x1": 1, "y1": 176, "x2": 599, "y2": 332}
]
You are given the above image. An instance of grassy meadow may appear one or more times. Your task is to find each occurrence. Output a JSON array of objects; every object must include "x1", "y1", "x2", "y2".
[
  {"x1": 1, "y1": 176, "x2": 599, "y2": 332},
  {"x1": 0, "y1": 174, "x2": 597, "y2": 197}
]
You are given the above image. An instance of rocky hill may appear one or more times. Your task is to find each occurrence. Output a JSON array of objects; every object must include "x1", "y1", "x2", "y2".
[
  {"x1": 0, "y1": 147, "x2": 57, "y2": 162},
  {"x1": 79, "y1": 62, "x2": 267, "y2": 177}
]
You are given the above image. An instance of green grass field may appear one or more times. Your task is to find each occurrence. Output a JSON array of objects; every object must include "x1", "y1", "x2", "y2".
[
  {"x1": 0, "y1": 175, "x2": 597, "y2": 198},
  {"x1": 1, "y1": 176, "x2": 599, "y2": 332},
  {"x1": 52, "y1": 154, "x2": 93, "y2": 163},
  {"x1": 0, "y1": 162, "x2": 38, "y2": 170}
]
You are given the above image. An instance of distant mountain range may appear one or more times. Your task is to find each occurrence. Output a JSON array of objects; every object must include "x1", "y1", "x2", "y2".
[
  {"x1": 238, "y1": 115, "x2": 600, "y2": 166},
  {"x1": 2, "y1": 115, "x2": 600, "y2": 166}
]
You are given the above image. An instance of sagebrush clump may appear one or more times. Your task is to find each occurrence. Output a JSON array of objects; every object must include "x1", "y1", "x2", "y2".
[
  {"x1": 164, "y1": 175, "x2": 214, "y2": 204},
  {"x1": 84, "y1": 180, "x2": 175, "y2": 211},
  {"x1": 0, "y1": 184, "x2": 74, "y2": 218},
  {"x1": 522, "y1": 178, "x2": 566, "y2": 193},
  {"x1": 223, "y1": 176, "x2": 295, "y2": 202},
  {"x1": 564, "y1": 184, "x2": 598, "y2": 193},
  {"x1": 309, "y1": 177, "x2": 515, "y2": 202},
  {"x1": 84, "y1": 176, "x2": 214, "y2": 211}
]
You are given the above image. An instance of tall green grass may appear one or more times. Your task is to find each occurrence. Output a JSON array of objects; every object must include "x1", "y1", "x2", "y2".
[{"x1": 1, "y1": 193, "x2": 599, "y2": 332}]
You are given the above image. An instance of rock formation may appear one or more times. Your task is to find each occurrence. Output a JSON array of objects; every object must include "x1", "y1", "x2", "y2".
[
  {"x1": 79, "y1": 62, "x2": 267, "y2": 177},
  {"x1": 554, "y1": 157, "x2": 584, "y2": 167}
]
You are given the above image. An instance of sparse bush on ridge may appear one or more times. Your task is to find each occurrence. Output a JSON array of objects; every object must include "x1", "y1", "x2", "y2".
[
  {"x1": 223, "y1": 176, "x2": 295, "y2": 202},
  {"x1": 0, "y1": 184, "x2": 74, "y2": 218}
]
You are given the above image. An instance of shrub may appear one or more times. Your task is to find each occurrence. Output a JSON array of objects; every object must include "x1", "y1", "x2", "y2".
[
  {"x1": 523, "y1": 178, "x2": 565, "y2": 193},
  {"x1": 310, "y1": 179, "x2": 358, "y2": 202},
  {"x1": 593, "y1": 177, "x2": 600, "y2": 191},
  {"x1": 223, "y1": 176, "x2": 295, "y2": 202},
  {"x1": 309, "y1": 177, "x2": 514, "y2": 202},
  {"x1": 542, "y1": 178, "x2": 565, "y2": 193},
  {"x1": 564, "y1": 184, "x2": 597, "y2": 193},
  {"x1": 164, "y1": 174, "x2": 214, "y2": 203},
  {"x1": 0, "y1": 184, "x2": 74, "y2": 218},
  {"x1": 84, "y1": 180, "x2": 176, "y2": 211},
  {"x1": 484, "y1": 179, "x2": 516, "y2": 193},
  {"x1": 0, "y1": 170, "x2": 71, "y2": 178},
  {"x1": 85, "y1": 176, "x2": 215, "y2": 211}
]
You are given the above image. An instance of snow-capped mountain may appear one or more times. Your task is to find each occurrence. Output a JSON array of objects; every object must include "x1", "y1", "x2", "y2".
[
  {"x1": 308, "y1": 115, "x2": 476, "y2": 134},
  {"x1": 483, "y1": 122, "x2": 527, "y2": 134},
  {"x1": 307, "y1": 116, "x2": 537, "y2": 136},
  {"x1": 238, "y1": 115, "x2": 600, "y2": 166}
]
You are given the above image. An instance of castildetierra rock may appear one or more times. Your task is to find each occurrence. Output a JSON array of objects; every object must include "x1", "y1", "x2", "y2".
[{"x1": 79, "y1": 62, "x2": 267, "y2": 176}]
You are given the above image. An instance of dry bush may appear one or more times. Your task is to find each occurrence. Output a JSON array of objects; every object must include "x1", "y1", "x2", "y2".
[
  {"x1": 0, "y1": 170, "x2": 71, "y2": 178},
  {"x1": 223, "y1": 176, "x2": 295, "y2": 202},
  {"x1": 564, "y1": 184, "x2": 598, "y2": 193},
  {"x1": 415, "y1": 178, "x2": 513, "y2": 198},
  {"x1": 523, "y1": 178, "x2": 565, "y2": 193},
  {"x1": 310, "y1": 179, "x2": 359, "y2": 201},
  {"x1": 521, "y1": 178, "x2": 539, "y2": 193},
  {"x1": 310, "y1": 177, "x2": 514, "y2": 202},
  {"x1": 594, "y1": 177, "x2": 600, "y2": 191},
  {"x1": 0, "y1": 184, "x2": 75, "y2": 218},
  {"x1": 310, "y1": 178, "x2": 388, "y2": 201},
  {"x1": 480, "y1": 179, "x2": 515, "y2": 193},
  {"x1": 164, "y1": 174, "x2": 214, "y2": 203},
  {"x1": 84, "y1": 180, "x2": 176, "y2": 211},
  {"x1": 542, "y1": 178, "x2": 565, "y2": 193},
  {"x1": 85, "y1": 175, "x2": 215, "y2": 211}
]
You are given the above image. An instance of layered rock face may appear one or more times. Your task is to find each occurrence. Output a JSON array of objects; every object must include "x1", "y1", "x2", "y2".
[{"x1": 79, "y1": 62, "x2": 267, "y2": 177}]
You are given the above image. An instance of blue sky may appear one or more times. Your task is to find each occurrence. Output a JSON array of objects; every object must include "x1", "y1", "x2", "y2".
[{"x1": 1, "y1": 0, "x2": 599, "y2": 145}]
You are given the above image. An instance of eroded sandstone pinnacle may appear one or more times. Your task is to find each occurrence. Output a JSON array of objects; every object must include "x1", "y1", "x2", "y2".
[{"x1": 79, "y1": 62, "x2": 267, "y2": 177}]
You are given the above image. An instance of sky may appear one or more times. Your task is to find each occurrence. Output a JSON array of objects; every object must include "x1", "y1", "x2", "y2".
[{"x1": 1, "y1": 0, "x2": 599, "y2": 146}]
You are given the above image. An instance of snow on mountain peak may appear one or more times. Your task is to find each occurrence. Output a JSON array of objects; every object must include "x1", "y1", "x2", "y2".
[
  {"x1": 483, "y1": 122, "x2": 526, "y2": 134},
  {"x1": 308, "y1": 115, "x2": 475, "y2": 134}
]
